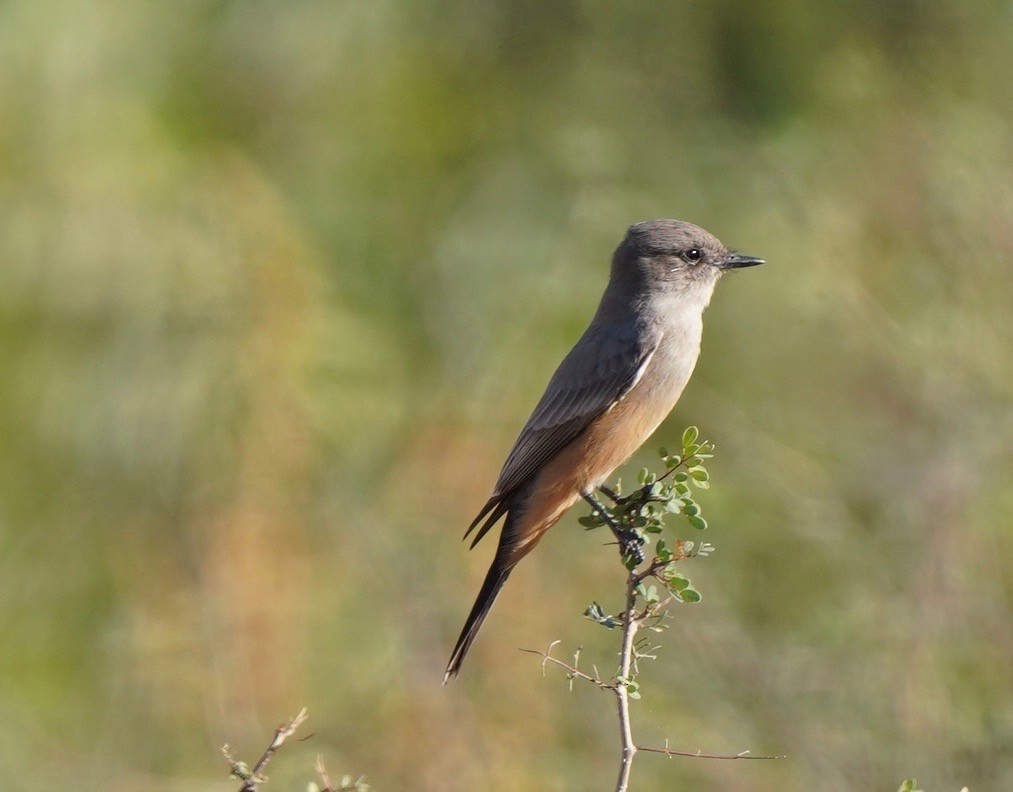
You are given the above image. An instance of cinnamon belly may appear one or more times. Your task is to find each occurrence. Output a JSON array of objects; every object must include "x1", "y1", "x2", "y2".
[{"x1": 504, "y1": 366, "x2": 691, "y2": 563}]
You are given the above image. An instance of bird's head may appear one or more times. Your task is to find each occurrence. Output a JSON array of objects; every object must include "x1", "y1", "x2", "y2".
[{"x1": 612, "y1": 219, "x2": 763, "y2": 297}]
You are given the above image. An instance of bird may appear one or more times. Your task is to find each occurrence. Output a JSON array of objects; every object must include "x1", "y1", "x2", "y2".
[{"x1": 444, "y1": 219, "x2": 762, "y2": 681}]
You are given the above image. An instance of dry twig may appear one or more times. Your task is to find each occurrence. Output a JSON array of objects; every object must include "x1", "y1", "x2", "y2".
[
  {"x1": 520, "y1": 641, "x2": 615, "y2": 691},
  {"x1": 636, "y1": 740, "x2": 786, "y2": 760},
  {"x1": 316, "y1": 756, "x2": 335, "y2": 792},
  {"x1": 527, "y1": 566, "x2": 784, "y2": 792},
  {"x1": 222, "y1": 707, "x2": 309, "y2": 791}
]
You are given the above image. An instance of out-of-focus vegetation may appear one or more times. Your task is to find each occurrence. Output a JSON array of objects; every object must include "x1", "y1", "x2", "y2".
[{"x1": 0, "y1": 2, "x2": 1010, "y2": 790}]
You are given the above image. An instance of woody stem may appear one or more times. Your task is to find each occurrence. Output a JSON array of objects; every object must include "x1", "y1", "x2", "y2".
[{"x1": 613, "y1": 569, "x2": 640, "y2": 792}]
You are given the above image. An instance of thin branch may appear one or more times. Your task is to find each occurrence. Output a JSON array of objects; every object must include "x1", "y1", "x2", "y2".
[
  {"x1": 600, "y1": 450, "x2": 699, "y2": 509},
  {"x1": 315, "y1": 756, "x2": 372, "y2": 792},
  {"x1": 631, "y1": 552, "x2": 686, "y2": 587},
  {"x1": 519, "y1": 643, "x2": 615, "y2": 691},
  {"x1": 525, "y1": 562, "x2": 783, "y2": 792},
  {"x1": 535, "y1": 438, "x2": 782, "y2": 790},
  {"x1": 222, "y1": 707, "x2": 309, "y2": 791},
  {"x1": 636, "y1": 741, "x2": 786, "y2": 760},
  {"x1": 613, "y1": 570, "x2": 639, "y2": 792},
  {"x1": 316, "y1": 756, "x2": 335, "y2": 792}
]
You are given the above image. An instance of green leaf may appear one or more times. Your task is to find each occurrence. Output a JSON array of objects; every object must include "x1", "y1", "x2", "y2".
[
  {"x1": 229, "y1": 762, "x2": 252, "y2": 782},
  {"x1": 683, "y1": 502, "x2": 700, "y2": 517},
  {"x1": 637, "y1": 467, "x2": 650, "y2": 485},
  {"x1": 578, "y1": 514, "x2": 604, "y2": 529},
  {"x1": 897, "y1": 781, "x2": 923, "y2": 792},
  {"x1": 584, "y1": 602, "x2": 622, "y2": 629},
  {"x1": 667, "y1": 573, "x2": 690, "y2": 591},
  {"x1": 681, "y1": 426, "x2": 699, "y2": 447},
  {"x1": 618, "y1": 677, "x2": 641, "y2": 699},
  {"x1": 690, "y1": 468, "x2": 709, "y2": 482},
  {"x1": 673, "y1": 471, "x2": 689, "y2": 483},
  {"x1": 688, "y1": 515, "x2": 708, "y2": 530},
  {"x1": 680, "y1": 588, "x2": 702, "y2": 603},
  {"x1": 658, "y1": 447, "x2": 668, "y2": 458}
]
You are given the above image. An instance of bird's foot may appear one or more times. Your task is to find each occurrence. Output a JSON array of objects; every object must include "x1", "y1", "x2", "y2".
[
  {"x1": 581, "y1": 492, "x2": 645, "y2": 566},
  {"x1": 616, "y1": 528, "x2": 646, "y2": 565}
]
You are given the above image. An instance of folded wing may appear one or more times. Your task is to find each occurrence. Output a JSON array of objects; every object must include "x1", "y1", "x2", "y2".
[{"x1": 465, "y1": 318, "x2": 661, "y2": 546}]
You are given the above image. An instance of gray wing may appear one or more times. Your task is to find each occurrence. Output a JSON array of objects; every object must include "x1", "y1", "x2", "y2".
[{"x1": 493, "y1": 319, "x2": 662, "y2": 498}]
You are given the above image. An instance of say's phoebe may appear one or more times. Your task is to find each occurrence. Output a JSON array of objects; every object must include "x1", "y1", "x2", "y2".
[{"x1": 445, "y1": 219, "x2": 763, "y2": 681}]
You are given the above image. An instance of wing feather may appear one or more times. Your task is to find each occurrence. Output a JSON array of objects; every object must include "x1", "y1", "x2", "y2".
[{"x1": 491, "y1": 320, "x2": 661, "y2": 499}]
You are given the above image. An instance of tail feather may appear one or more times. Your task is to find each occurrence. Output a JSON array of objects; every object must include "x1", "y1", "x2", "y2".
[
  {"x1": 447, "y1": 480, "x2": 549, "y2": 681},
  {"x1": 463, "y1": 496, "x2": 499, "y2": 541},
  {"x1": 467, "y1": 500, "x2": 508, "y2": 549},
  {"x1": 444, "y1": 558, "x2": 512, "y2": 682}
]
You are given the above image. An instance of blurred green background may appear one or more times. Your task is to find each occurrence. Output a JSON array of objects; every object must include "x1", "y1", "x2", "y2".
[{"x1": 1, "y1": 1, "x2": 1011, "y2": 790}]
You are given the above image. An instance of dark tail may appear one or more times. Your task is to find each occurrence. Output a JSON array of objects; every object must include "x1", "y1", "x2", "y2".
[{"x1": 443, "y1": 553, "x2": 513, "y2": 683}]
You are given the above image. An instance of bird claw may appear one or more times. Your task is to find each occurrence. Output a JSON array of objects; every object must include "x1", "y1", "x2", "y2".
[
  {"x1": 580, "y1": 492, "x2": 646, "y2": 566},
  {"x1": 619, "y1": 530, "x2": 646, "y2": 565}
]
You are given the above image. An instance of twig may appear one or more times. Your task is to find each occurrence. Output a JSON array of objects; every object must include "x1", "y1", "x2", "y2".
[
  {"x1": 519, "y1": 642, "x2": 615, "y2": 691},
  {"x1": 600, "y1": 450, "x2": 697, "y2": 509},
  {"x1": 532, "y1": 439, "x2": 782, "y2": 790},
  {"x1": 526, "y1": 561, "x2": 783, "y2": 792},
  {"x1": 222, "y1": 707, "x2": 309, "y2": 791},
  {"x1": 316, "y1": 756, "x2": 335, "y2": 792},
  {"x1": 613, "y1": 569, "x2": 639, "y2": 792},
  {"x1": 636, "y1": 740, "x2": 786, "y2": 760},
  {"x1": 631, "y1": 554, "x2": 682, "y2": 586}
]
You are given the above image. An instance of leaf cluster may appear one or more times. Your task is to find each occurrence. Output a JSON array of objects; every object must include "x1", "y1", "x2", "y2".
[
  {"x1": 572, "y1": 427, "x2": 721, "y2": 703},
  {"x1": 579, "y1": 426, "x2": 715, "y2": 598}
]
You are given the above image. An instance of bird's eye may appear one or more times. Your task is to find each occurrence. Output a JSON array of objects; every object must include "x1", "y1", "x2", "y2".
[{"x1": 682, "y1": 248, "x2": 703, "y2": 263}]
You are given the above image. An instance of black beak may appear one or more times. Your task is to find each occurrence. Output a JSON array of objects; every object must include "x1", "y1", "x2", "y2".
[{"x1": 720, "y1": 253, "x2": 765, "y2": 269}]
